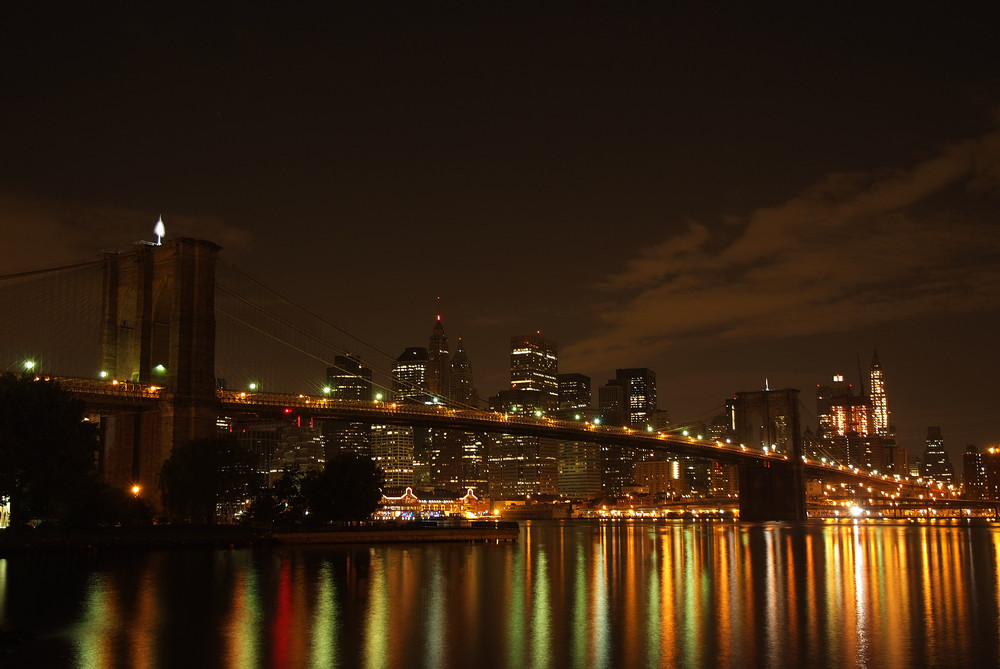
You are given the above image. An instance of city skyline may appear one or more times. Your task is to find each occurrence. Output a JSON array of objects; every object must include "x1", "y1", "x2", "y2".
[{"x1": 2, "y1": 5, "x2": 998, "y2": 461}]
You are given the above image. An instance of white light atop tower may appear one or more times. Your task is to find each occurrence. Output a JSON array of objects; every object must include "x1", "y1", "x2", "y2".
[{"x1": 154, "y1": 216, "x2": 165, "y2": 245}]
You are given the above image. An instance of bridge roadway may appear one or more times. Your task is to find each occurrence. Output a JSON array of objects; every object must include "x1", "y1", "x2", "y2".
[{"x1": 53, "y1": 375, "x2": 926, "y2": 494}]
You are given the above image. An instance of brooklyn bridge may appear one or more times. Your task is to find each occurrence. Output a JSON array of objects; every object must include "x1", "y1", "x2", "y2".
[{"x1": 1, "y1": 236, "x2": 944, "y2": 521}]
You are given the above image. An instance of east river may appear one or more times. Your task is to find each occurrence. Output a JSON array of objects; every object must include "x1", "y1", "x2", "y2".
[{"x1": 1, "y1": 519, "x2": 999, "y2": 668}]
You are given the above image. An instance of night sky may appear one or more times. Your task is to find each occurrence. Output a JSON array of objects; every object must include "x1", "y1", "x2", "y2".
[{"x1": 2, "y1": 4, "x2": 999, "y2": 463}]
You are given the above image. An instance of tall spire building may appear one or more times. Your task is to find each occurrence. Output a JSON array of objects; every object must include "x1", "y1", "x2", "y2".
[
  {"x1": 870, "y1": 350, "x2": 890, "y2": 436},
  {"x1": 427, "y1": 315, "x2": 450, "y2": 401}
]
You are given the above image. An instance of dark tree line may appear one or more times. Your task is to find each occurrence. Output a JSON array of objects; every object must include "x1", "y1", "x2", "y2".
[
  {"x1": 159, "y1": 438, "x2": 384, "y2": 526},
  {"x1": 0, "y1": 373, "x2": 151, "y2": 529}
]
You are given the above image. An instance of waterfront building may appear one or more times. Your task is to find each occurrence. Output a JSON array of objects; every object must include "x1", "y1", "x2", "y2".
[
  {"x1": 273, "y1": 422, "x2": 325, "y2": 475},
  {"x1": 487, "y1": 390, "x2": 558, "y2": 498},
  {"x1": 372, "y1": 424, "x2": 414, "y2": 493},
  {"x1": 557, "y1": 440, "x2": 602, "y2": 500},
  {"x1": 633, "y1": 459, "x2": 682, "y2": 496}
]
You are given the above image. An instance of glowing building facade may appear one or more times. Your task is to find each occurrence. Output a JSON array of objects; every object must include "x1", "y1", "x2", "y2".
[
  {"x1": 870, "y1": 350, "x2": 890, "y2": 436},
  {"x1": 510, "y1": 332, "x2": 558, "y2": 409}
]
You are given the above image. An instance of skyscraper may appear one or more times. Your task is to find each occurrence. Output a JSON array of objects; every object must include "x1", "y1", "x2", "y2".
[
  {"x1": 324, "y1": 354, "x2": 373, "y2": 456},
  {"x1": 449, "y1": 337, "x2": 477, "y2": 407},
  {"x1": 326, "y1": 354, "x2": 373, "y2": 401},
  {"x1": 870, "y1": 350, "x2": 890, "y2": 436},
  {"x1": 440, "y1": 337, "x2": 486, "y2": 493},
  {"x1": 427, "y1": 315, "x2": 450, "y2": 401},
  {"x1": 963, "y1": 445, "x2": 986, "y2": 499},
  {"x1": 393, "y1": 347, "x2": 431, "y2": 404},
  {"x1": 558, "y1": 373, "x2": 591, "y2": 410},
  {"x1": 922, "y1": 426, "x2": 954, "y2": 484},
  {"x1": 510, "y1": 332, "x2": 558, "y2": 409},
  {"x1": 616, "y1": 368, "x2": 657, "y2": 428}
]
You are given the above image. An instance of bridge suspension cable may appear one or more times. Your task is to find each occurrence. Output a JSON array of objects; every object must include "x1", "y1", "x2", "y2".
[
  {"x1": 214, "y1": 263, "x2": 482, "y2": 410},
  {"x1": 0, "y1": 260, "x2": 103, "y2": 377}
]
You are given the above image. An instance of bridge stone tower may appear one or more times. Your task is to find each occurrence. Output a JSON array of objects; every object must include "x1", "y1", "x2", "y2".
[
  {"x1": 733, "y1": 388, "x2": 807, "y2": 521},
  {"x1": 99, "y1": 238, "x2": 221, "y2": 494}
]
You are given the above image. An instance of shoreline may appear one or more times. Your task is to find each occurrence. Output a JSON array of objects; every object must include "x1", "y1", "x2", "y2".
[{"x1": 0, "y1": 521, "x2": 520, "y2": 555}]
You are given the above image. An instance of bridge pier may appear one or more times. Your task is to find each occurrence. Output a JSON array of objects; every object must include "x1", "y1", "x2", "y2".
[
  {"x1": 98, "y1": 238, "x2": 221, "y2": 500},
  {"x1": 732, "y1": 388, "x2": 807, "y2": 521},
  {"x1": 738, "y1": 459, "x2": 806, "y2": 521}
]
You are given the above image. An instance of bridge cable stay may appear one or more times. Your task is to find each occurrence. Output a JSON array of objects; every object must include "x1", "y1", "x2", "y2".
[
  {"x1": 0, "y1": 261, "x2": 103, "y2": 377},
  {"x1": 214, "y1": 281, "x2": 424, "y2": 403},
  {"x1": 214, "y1": 265, "x2": 483, "y2": 410}
]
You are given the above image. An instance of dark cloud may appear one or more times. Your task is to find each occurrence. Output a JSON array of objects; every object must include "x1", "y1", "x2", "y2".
[{"x1": 563, "y1": 124, "x2": 1000, "y2": 370}]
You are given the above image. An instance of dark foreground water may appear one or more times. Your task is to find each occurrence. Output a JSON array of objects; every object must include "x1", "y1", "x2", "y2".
[{"x1": 2, "y1": 520, "x2": 999, "y2": 668}]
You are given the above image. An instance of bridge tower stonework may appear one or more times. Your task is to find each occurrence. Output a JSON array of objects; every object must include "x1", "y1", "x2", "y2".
[
  {"x1": 98, "y1": 238, "x2": 221, "y2": 497},
  {"x1": 733, "y1": 388, "x2": 807, "y2": 521}
]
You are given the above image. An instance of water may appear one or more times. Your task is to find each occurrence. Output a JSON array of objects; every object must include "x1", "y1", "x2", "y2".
[{"x1": 2, "y1": 520, "x2": 999, "y2": 668}]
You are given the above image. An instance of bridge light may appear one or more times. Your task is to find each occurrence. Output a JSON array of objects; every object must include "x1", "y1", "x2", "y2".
[
  {"x1": 375, "y1": 393, "x2": 383, "y2": 401},
  {"x1": 594, "y1": 418, "x2": 601, "y2": 425},
  {"x1": 322, "y1": 386, "x2": 331, "y2": 394},
  {"x1": 155, "y1": 364, "x2": 166, "y2": 373},
  {"x1": 248, "y1": 382, "x2": 258, "y2": 391},
  {"x1": 131, "y1": 484, "x2": 141, "y2": 497},
  {"x1": 23, "y1": 360, "x2": 35, "y2": 371},
  {"x1": 99, "y1": 370, "x2": 108, "y2": 379},
  {"x1": 534, "y1": 410, "x2": 542, "y2": 418}
]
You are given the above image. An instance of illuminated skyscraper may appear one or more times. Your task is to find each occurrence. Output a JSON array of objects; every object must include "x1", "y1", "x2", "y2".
[
  {"x1": 427, "y1": 315, "x2": 450, "y2": 401},
  {"x1": 510, "y1": 332, "x2": 558, "y2": 409},
  {"x1": 870, "y1": 350, "x2": 890, "y2": 436},
  {"x1": 393, "y1": 347, "x2": 431, "y2": 404},
  {"x1": 616, "y1": 368, "x2": 657, "y2": 428}
]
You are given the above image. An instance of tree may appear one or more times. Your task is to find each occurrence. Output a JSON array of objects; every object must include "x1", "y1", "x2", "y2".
[
  {"x1": 159, "y1": 435, "x2": 257, "y2": 524},
  {"x1": 0, "y1": 373, "x2": 98, "y2": 528},
  {"x1": 301, "y1": 452, "x2": 384, "y2": 524}
]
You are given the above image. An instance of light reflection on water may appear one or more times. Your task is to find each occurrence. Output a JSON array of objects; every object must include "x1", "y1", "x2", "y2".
[{"x1": 1, "y1": 520, "x2": 999, "y2": 668}]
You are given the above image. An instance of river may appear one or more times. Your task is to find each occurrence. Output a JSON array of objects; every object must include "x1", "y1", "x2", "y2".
[{"x1": 1, "y1": 519, "x2": 998, "y2": 668}]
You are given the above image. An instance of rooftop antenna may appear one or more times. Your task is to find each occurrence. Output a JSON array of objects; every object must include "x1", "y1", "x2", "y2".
[
  {"x1": 765, "y1": 378, "x2": 770, "y2": 391},
  {"x1": 154, "y1": 216, "x2": 165, "y2": 246}
]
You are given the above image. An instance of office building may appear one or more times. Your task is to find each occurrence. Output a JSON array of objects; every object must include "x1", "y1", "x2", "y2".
[{"x1": 510, "y1": 332, "x2": 558, "y2": 409}]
